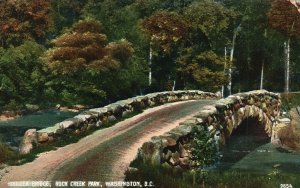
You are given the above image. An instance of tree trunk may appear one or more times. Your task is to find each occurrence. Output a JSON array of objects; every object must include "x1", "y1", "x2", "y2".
[
  {"x1": 284, "y1": 38, "x2": 291, "y2": 93},
  {"x1": 228, "y1": 43, "x2": 235, "y2": 96},
  {"x1": 148, "y1": 39, "x2": 153, "y2": 86},
  {"x1": 227, "y1": 25, "x2": 240, "y2": 96},
  {"x1": 222, "y1": 47, "x2": 227, "y2": 97},
  {"x1": 260, "y1": 61, "x2": 264, "y2": 90},
  {"x1": 260, "y1": 29, "x2": 267, "y2": 90},
  {"x1": 172, "y1": 80, "x2": 176, "y2": 91}
]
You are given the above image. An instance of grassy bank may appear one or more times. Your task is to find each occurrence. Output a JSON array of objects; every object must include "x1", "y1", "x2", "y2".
[
  {"x1": 125, "y1": 161, "x2": 300, "y2": 188},
  {"x1": 0, "y1": 143, "x2": 17, "y2": 164},
  {"x1": 281, "y1": 92, "x2": 300, "y2": 111}
]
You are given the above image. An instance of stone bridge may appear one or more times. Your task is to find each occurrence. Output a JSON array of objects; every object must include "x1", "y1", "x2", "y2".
[
  {"x1": 137, "y1": 90, "x2": 282, "y2": 169},
  {"x1": 19, "y1": 90, "x2": 218, "y2": 154}
]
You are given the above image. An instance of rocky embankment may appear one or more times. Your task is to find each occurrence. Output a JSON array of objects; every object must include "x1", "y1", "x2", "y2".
[
  {"x1": 136, "y1": 90, "x2": 285, "y2": 169},
  {"x1": 19, "y1": 90, "x2": 217, "y2": 155},
  {"x1": 0, "y1": 104, "x2": 40, "y2": 121},
  {"x1": 0, "y1": 104, "x2": 87, "y2": 121},
  {"x1": 273, "y1": 107, "x2": 300, "y2": 150}
]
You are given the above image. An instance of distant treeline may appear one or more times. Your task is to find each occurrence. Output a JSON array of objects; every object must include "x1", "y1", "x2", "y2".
[{"x1": 0, "y1": 0, "x2": 299, "y2": 110}]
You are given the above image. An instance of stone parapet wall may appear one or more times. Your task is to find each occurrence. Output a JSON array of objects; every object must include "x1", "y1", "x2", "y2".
[
  {"x1": 137, "y1": 90, "x2": 281, "y2": 169},
  {"x1": 19, "y1": 90, "x2": 218, "y2": 154}
]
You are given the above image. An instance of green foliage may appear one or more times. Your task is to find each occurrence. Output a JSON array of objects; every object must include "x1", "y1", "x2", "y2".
[
  {"x1": 183, "y1": 0, "x2": 237, "y2": 51},
  {"x1": 190, "y1": 128, "x2": 219, "y2": 168},
  {"x1": 0, "y1": 143, "x2": 17, "y2": 163},
  {"x1": 126, "y1": 161, "x2": 300, "y2": 188},
  {"x1": 0, "y1": 41, "x2": 47, "y2": 108},
  {"x1": 138, "y1": 1, "x2": 236, "y2": 91},
  {"x1": 177, "y1": 50, "x2": 227, "y2": 91},
  {"x1": 281, "y1": 93, "x2": 300, "y2": 110},
  {"x1": 50, "y1": 0, "x2": 85, "y2": 35},
  {"x1": 223, "y1": 0, "x2": 300, "y2": 92},
  {"x1": 3, "y1": 100, "x2": 23, "y2": 111},
  {"x1": 0, "y1": 0, "x2": 299, "y2": 113},
  {"x1": 82, "y1": 0, "x2": 141, "y2": 42}
]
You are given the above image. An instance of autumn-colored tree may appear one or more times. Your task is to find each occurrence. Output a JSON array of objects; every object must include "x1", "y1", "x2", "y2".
[
  {"x1": 45, "y1": 20, "x2": 133, "y2": 75},
  {"x1": 0, "y1": 0, "x2": 52, "y2": 47},
  {"x1": 142, "y1": 11, "x2": 189, "y2": 54},
  {"x1": 268, "y1": 0, "x2": 300, "y2": 37},
  {"x1": 142, "y1": 11, "x2": 190, "y2": 89},
  {"x1": 268, "y1": 0, "x2": 300, "y2": 92},
  {"x1": 44, "y1": 19, "x2": 134, "y2": 104}
]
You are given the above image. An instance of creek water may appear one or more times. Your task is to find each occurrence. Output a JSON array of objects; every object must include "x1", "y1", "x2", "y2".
[
  {"x1": 0, "y1": 110, "x2": 78, "y2": 147},
  {"x1": 218, "y1": 118, "x2": 300, "y2": 177}
]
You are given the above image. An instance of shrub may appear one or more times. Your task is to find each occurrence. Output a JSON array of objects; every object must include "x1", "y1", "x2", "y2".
[
  {"x1": 281, "y1": 93, "x2": 300, "y2": 110},
  {"x1": 0, "y1": 143, "x2": 16, "y2": 163},
  {"x1": 190, "y1": 127, "x2": 219, "y2": 168}
]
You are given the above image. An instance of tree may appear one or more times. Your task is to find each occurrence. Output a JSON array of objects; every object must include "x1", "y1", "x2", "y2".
[
  {"x1": 183, "y1": 1, "x2": 237, "y2": 95},
  {"x1": 177, "y1": 50, "x2": 227, "y2": 91},
  {"x1": 45, "y1": 20, "x2": 133, "y2": 75},
  {"x1": 50, "y1": 0, "x2": 85, "y2": 36},
  {"x1": 0, "y1": 41, "x2": 46, "y2": 108},
  {"x1": 190, "y1": 127, "x2": 219, "y2": 168},
  {"x1": 268, "y1": 0, "x2": 300, "y2": 92},
  {"x1": 0, "y1": 0, "x2": 52, "y2": 47},
  {"x1": 223, "y1": 0, "x2": 290, "y2": 93},
  {"x1": 44, "y1": 19, "x2": 134, "y2": 105},
  {"x1": 183, "y1": 0, "x2": 236, "y2": 52},
  {"x1": 142, "y1": 11, "x2": 190, "y2": 90},
  {"x1": 83, "y1": 0, "x2": 127, "y2": 41}
]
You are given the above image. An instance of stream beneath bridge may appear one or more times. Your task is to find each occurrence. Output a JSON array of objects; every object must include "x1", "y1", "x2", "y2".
[
  {"x1": 218, "y1": 117, "x2": 300, "y2": 180},
  {"x1": 0, "y1": 110, "x2": 78, "y2": 148}
]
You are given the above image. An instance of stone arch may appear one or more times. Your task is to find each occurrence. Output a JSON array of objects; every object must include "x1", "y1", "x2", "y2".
[
  {"x1": 229, "y1": 117, "x2": 270, "y2": 140},
  {"x1": 221, "y1": 104, "x2": 274, "y2": 144},
  {"x1": 218, "y1": 117, "x2": 271, "y2": 169},
  {"x1": 137, "y1": 90, "x2": 282, "y2": 169}
]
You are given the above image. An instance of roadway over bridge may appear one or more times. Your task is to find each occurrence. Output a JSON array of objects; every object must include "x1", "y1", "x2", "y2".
[{"x1": 1, "y1": 91, "x2": 217, "y2": 186}]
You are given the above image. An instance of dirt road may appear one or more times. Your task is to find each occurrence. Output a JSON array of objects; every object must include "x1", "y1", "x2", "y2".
[{"x1": 0, "y1": 100, "x2": 215, "y2": 187}]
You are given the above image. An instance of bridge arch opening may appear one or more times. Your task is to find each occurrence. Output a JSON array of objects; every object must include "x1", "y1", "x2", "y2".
[
  {"x1": 231, "y1": 117, "x2": 270, "y2": 141},
  {"x1": 220, "y1": 117, "x2": 270, "y2": 169}
]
